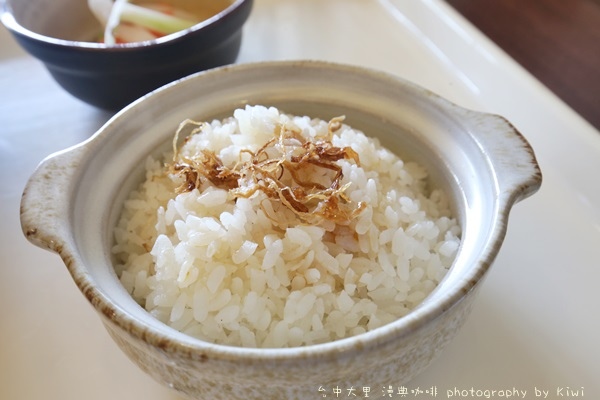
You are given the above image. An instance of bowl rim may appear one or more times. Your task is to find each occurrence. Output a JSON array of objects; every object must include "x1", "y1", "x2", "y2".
[
  {"x1": 93, "y1": 62, "x2": 497, "y2": 360},
  {"x1": 0, "y1": 0, "x2": 250, "y2": 50},
  {"x1": 22, "y1": 60, "x2": 540, "y2": 363}
]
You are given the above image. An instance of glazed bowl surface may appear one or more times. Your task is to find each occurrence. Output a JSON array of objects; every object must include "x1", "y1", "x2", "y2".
[
  {"x1": 0, "y1": 0, "x2": 253, "y2": 110},
  {"x1": 20, "y1": 61, "x2": 541, "y2": 400}
]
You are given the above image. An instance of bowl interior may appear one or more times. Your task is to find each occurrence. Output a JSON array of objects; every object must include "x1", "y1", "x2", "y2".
[
  {"x1": 68, "y1": 62, "x2": 496, "y2": 351},
  {"x1": 5, "y1": 0, "x2": 236, "y2": 43}
]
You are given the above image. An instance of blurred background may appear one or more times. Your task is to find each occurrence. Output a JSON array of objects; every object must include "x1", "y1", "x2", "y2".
[{"x1": 447, "y1": 0, "x2": 600, "y2": 131}]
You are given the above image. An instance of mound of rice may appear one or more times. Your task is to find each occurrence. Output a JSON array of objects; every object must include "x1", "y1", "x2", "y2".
[{"x1": 112, "y1": 105, "x2": 461, "y2": 348}]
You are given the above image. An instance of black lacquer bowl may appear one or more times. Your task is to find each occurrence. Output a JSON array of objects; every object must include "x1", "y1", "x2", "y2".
[{"x1": 1, "y1": 0, "x2": 253, "y2": 110}]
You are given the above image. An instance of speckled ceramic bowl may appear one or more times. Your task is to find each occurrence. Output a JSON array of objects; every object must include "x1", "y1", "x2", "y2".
[
  {"x1": 1, "y1": 0, "x2": 253, "y2": 110},
  {"x1": 20, "y1": 61, "x2": 541, "y2": 400}
]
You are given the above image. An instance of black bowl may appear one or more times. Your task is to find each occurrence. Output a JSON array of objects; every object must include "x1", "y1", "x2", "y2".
[{"x1": 1, "y1": 0, "x2": 253, "y2": 110}]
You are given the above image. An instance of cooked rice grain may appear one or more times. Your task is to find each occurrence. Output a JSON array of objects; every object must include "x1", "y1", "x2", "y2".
[{"x1": 112, "y1": 105, "x2": 461, "y2": 348}]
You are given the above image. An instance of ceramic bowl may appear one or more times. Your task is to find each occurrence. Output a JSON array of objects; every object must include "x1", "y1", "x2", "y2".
[
  {"x1": 20, "y1": 61, "x2": 542, "y2": 400},
  {"x1": 0, "y1": 0, "x2": 253, "y2": 110}
]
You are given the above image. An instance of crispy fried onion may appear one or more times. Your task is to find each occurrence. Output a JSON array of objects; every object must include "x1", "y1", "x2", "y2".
[{"x1": 167, "y1": 116, "x2": 366, "y2": 224}]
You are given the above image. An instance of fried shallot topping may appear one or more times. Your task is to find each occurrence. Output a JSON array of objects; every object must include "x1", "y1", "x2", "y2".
[{"x1": 167, "y1": 116, "x2": 366, "y2": 224}]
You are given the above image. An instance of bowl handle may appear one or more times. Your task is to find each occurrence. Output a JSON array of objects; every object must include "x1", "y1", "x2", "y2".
[
  {"x1": 465, "y1": 111, "x2": 542, "y2": 204},
  {"x1": 20, "y1": 144, "x2": 86, "y2": 254}
]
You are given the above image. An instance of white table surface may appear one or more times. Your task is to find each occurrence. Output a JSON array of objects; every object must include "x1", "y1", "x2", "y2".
[{"x1": 1, "y1": 0, "x2": 599, "y2": 399}]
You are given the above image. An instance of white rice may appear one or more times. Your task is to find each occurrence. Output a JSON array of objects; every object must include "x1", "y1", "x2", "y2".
[{"x1": 112, "y1": 105, "x2": 461, "y2": 348}]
